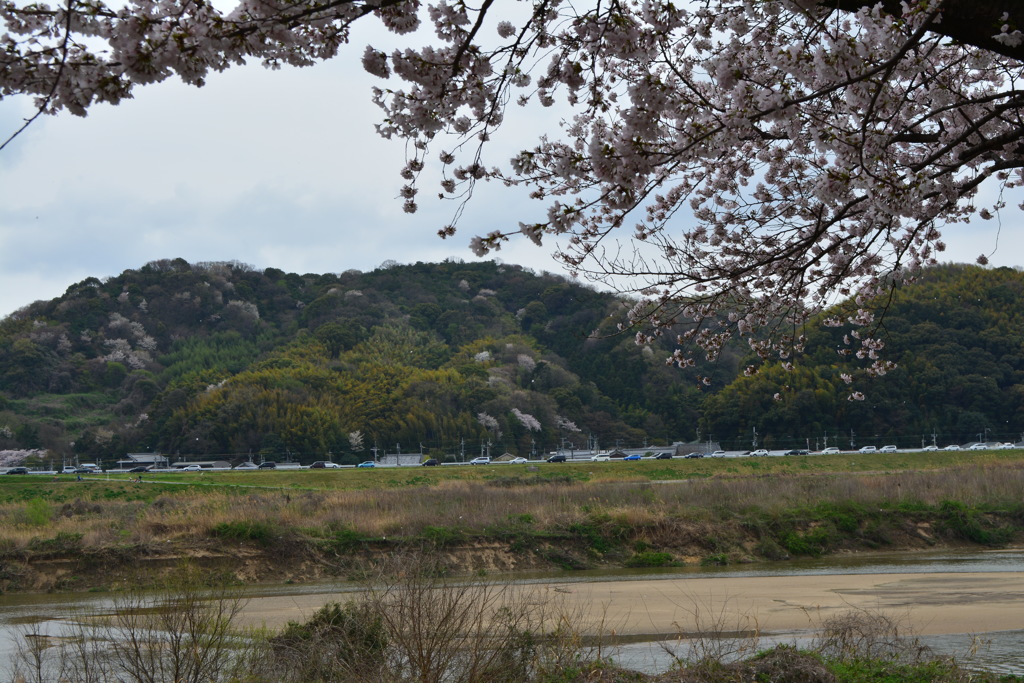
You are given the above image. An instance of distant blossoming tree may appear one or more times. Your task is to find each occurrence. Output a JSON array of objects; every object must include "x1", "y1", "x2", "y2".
[
  {"x1": 511, "y1": 407, "x2": 541, "y2": 432},
  {"x1": 3, "y1": 0, "x2": 1024, "y2": 386},
  {"x1": 555, "y1": 415, "x2": 580, "y2": 433},
  {"x1": 476, "y1": 411, "x2": 501, "y2": 438}
]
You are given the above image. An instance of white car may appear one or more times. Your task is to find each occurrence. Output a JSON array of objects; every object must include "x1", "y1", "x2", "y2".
[
  {"x1": 469, "y1": 457, "x2": 491, "y2": 465},
  {"x1": 710, "y1": 450, "x2": 726, "y2": 457},
  {"x1": 998, "y1": 442, "x2": 1016, "y2": 450},
  {"x1": 750, "y1": 449, "x2": 769, "y2": 457},
  {"x1": 969, "y1": 443, "x2": 988, "y2": 450},
  {"x1": 944, "y1": 444, "x2": 961, "y2": 451},
  {"x1": 858, "y1": 446, "x2": 877, "y2": 453},
  {"x1": 310, "y1": 461, "x2": 342, "y2": 469},
  {"x1": 922, "y1": 445, "x2": 938, "y2": 451},
  {"x1": 880, "y1": 445, "x2": 897, "y2": 453},
  {"x1": 234, "y1": 462, "x2": 259, "y2": 469},
  {"x1": 590, "y1": 454, "x2": 610, "y2": 462},
  {"x1": 182, "y1": 464, "x2": 202, "y2": 471},
  {"x1": 821, "y1": 447, "x2": 841, "y2": 454},
  {"x1": 507, "y1": 457, "x2": 528, "y2": 464}
]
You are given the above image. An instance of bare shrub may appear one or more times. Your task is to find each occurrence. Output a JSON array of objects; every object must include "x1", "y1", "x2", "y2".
[
  {"x1": 813, "y1": 607, "x2": 929, "y2": 663},
  {"x1": 263, "y1": 600, "x2": 389, "y2": 682},
  {"x1": 253, "y1": 551, "x2": 608, "y2": 683},
  {"x1": 6, "y1": 565, "x2": 258, "y2": 683},
  {"x1": 660, "y1": 593, "x2": 762, "y2": 669},
  {"x1": 98, "y1": 566, "x2": 253, "y2": 683},
  {"x1": 362, "y1": 552, "x2": 546, "y2": 683}
]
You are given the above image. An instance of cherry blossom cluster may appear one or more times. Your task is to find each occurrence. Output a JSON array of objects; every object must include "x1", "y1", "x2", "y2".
[
  {"x1": 4, "y1": 0, "x2": 1023, "y2": 382},
  {"x1": 511, "y1": 407, "x2": 541, "y2": 431},
  {"x1": 358, "y1": 0, "x2": 1024, "y2": 381}
]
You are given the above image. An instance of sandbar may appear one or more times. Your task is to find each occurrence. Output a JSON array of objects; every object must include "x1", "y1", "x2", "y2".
[{"x1": 234, "y1": 570, "x2": 1024, "y2": 637}]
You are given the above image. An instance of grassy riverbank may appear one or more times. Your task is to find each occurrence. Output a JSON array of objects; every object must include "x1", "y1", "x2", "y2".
[{"x1": 1, "y1": 452, "x2": 1022, "y2": 593}]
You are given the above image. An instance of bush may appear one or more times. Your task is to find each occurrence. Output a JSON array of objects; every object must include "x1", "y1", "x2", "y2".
[
  {"x1": 269, "y1": 601, "x2": 388, "y2": 682},
  {"x1": 624, "y1": 551, "x2": 677, "y2": 568},
  {"x1": 209, "y1": 520, "x2": 277, "y2": 545}
]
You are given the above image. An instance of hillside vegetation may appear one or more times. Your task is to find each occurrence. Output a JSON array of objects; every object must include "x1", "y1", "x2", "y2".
[{"x1": 0, "y1": 260, "x2": 1022, "y2": 464}]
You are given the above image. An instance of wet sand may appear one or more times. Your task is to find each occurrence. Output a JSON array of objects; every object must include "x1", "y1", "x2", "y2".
[{"x1": 235, "y1": 571, "x2": 1024, "y2": 637}]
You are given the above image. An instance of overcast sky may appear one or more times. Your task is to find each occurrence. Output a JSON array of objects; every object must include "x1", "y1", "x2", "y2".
[{"x1": 1, "y1": 18, "x2": 1022, "y2": 320}]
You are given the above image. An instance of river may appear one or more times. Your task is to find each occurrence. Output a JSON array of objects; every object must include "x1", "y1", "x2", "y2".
[{"x1": 2, "y1": 549, "x2": 1022, "y2": 676}]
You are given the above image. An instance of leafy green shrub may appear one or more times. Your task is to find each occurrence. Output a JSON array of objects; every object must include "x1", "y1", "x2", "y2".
[
  {"x1": 567, "y1": 521, "x2": 616, "y2": 554},
  {"x1": 28, "y1": 532, "x2": 83, "y2": 554},
  {"x1": 938, "y1": 500, "x2": 1015, "y2": 546},
  {"x1": 421, "y1": 525, "x2": 465, "y2": 547},
  {"x1": 700, "y1": 553, "x2": 729, "y2": 566},
  {"x1": 324, "y1": 525, "x2": 363, "y2": 552},
  {"x1": 24, "y1": 497, "x2": 52, "y2": 526},
  {"x1": 209, "y1": 520, "x2": 276, "y2": 545},
  {"x1": 624, "y1": 551, "x2": 677, "y2": 568},
  {"x1": 781, "y1": 525, "x2": 838, "y2": 557}
]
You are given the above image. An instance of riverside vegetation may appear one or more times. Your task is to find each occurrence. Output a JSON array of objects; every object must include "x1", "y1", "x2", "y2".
[
  {"x1": 1, "y1": 452, "x2": 1022, "y2": 592},
  {"x1": 3, "y1": 453, "x2": 1023, "y2": 682}
]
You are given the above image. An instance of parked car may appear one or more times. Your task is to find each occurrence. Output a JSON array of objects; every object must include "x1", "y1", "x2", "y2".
[
  {"x1": 750, "y1": 449, "x2": 769, "y2": 457},
  {"x1": 508, "y1": 457, "x2": 528, "y2": 464},
  {"x1": 310, "y1": 461, "x2": 341, "y2": 469},
  {"x1": 858, "y1": 446, "x2": 877, "y2": 453},
  {"x1": 880, "y1": 445, "x2": 897, "y2": 453},
  {"x1": 654, "y1": 452, "x2": 674, "y2": 460},
  {"x1": 546, "y1": 454, "x2": 567, "y2": 463},
  {"x1": 5, "y1": 467, "x2": 28, "y2": 475},
  {"x1": 421, "y1": 458, "x2": 439, "y2": 466},
  {"x1": 623, "y1": 454, "x2": 642, "y2": 461},
  {"x1": 821, "y1": 447, "x2": 841, "y2": 454},
  {"x1": 127, "y1": 466, "x2": 149, "y2": 473},
  {"x1": 356, "y1": 461, "x2": 376, "y2": 468},
  {"x1": 258, "y1": 461, "x2": 277, "y2": 469},
  {"x1": 469, "y1": 456, "x2": 491, "y2": 465}
]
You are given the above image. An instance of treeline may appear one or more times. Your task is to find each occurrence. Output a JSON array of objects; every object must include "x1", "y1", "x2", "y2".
[
  {"x1": 701, "y1": 264, "x2": 1024, "y2": 449},
  {"x1": 0, "y1": 259, "x2": 1021, "y2": 461}
]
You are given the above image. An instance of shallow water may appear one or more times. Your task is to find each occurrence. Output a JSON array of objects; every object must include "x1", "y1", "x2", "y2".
[{"x1": 2, "y1": 548, "x2": 1021, "y2": 675}]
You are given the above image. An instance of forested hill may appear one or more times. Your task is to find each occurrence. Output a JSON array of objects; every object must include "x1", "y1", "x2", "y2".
[
  {"x1": 0, "y1": 260, "x2": 1021, "y2": 463},
  {"x1": 0, "y1": 259, "x2": 707, "y2": 463},
  {"x1": 702, "y1": 264, "x2": 1024, "y2": 450}
]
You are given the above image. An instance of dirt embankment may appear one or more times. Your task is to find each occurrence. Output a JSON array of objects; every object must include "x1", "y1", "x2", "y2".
[{"x1": 1, "y1": 512, "x2": 1015, "y2": 594}]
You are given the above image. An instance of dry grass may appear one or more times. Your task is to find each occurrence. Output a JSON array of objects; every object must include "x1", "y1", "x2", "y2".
[{"x1": 0, "y1": 462, "x2": 1021, "y2": 568}]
